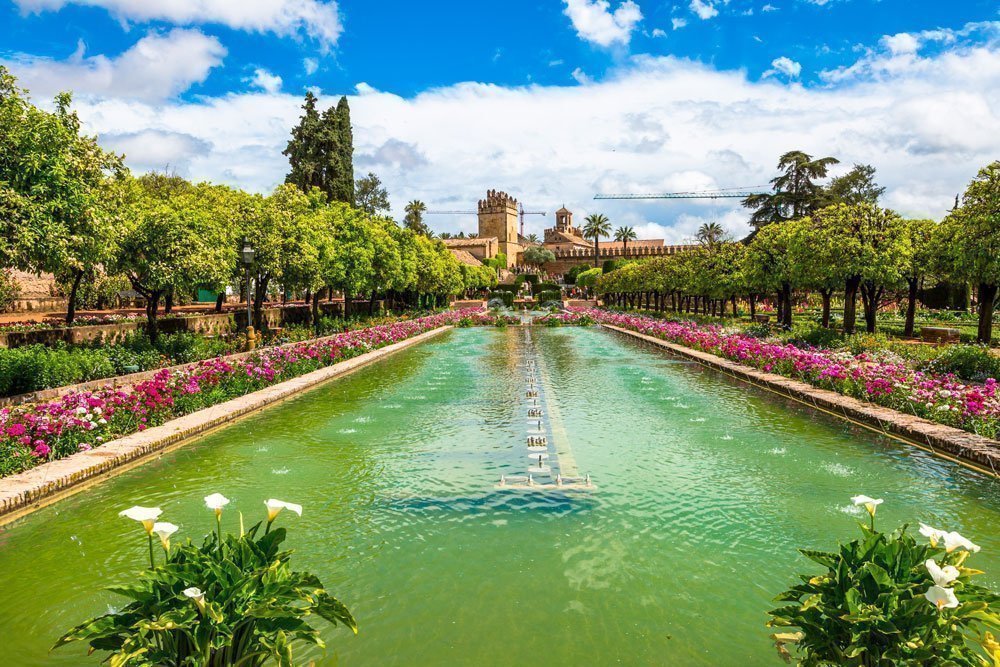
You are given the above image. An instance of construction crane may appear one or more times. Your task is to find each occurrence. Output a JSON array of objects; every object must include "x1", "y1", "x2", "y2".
[
  {"x1": 594, "y1": 186, "x2": 769, "y2": 201},
  {"x1": 427, "y1": 205, "x2": 547, "y2": 237}
]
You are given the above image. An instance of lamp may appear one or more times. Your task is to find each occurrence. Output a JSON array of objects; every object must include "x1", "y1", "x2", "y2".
[{"x1": 241, "y1": 238, "x2": 255, "y2": 346}]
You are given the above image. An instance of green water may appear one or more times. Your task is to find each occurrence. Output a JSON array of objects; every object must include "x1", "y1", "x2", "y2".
[{"x1": 1, "y1": 326, "x2": 999, "y2": 665}]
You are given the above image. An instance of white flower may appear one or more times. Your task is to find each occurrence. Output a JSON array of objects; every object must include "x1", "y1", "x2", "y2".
[
  {"x1": 93, "y1": 407, "x2": 102, "y2": 415},
  {"x1": 939, "y1": 390, "x2": 952, "y2": 398},
  {"x1": 119, "y1": 506, "x2": 162, "y2": 534},
  {"x1": 75, "y1": 406, "x2": 87, "y2": 415},
  {"x1": 265, "y1": 499, "x2": 303, "y2": 522},
  {"x1": 925, "y1": 585, "x2": 959, "y2": 610},
  {"x1": 942, "y1": 531, "x2": 980, "y2": 553},
  {"x1": 851, "y1": 495, "x2": 883, "y2": 516},
  {"x1": 204, "y1": 493, "x2": 230, "y2": 517},
  {"x1": 98, "y1": 418, "x2": 107, "y2": 425},
  {"x1": 919, "y1": 523, "x2": 947, "y2": 546},
  {"x1": 183, "y1": 587, "x2": 204, "y2": 600},
  {"x1": 153, "y1": 522, "x2": 179, "y2": 550},
  {"x1": 925, "y1": 559, "x2": 959, "y2": 587}
]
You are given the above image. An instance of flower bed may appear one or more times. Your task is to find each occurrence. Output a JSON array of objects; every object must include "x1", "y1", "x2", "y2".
[
  {"x1": 0, "y1": 311, "x2": 472, "y2": 477},
  {"x1": 583, "y1": 309, "x2": 1000, "y2": 440}
]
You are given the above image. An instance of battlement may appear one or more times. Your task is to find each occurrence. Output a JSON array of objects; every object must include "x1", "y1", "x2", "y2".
[{"x1": 478, "y1": 189, "x2": 518, "y2": 214}]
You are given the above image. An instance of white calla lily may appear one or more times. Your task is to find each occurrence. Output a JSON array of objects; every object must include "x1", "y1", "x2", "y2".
[
  {"x1": 919, "y1": 523, "x2": 947, "y2": 547},
  {"x1": 942, "y1": 531, "x2": 980, "y2": 554},
  {"x1": 119, "y1": 506, "x2": 162, "y2": 534},
  {"x1": 851, "y1": 495, "x2": 883, "y2": 516},
  {"x1": 924, "y1": 585, "x2": 959, "y2": 611},
  {"x1": 183, "y1": 587, "x2": 206, "y2": 612},
  {"x1": 153, "y1": 522, "x2": 178, "y2": 551},
  {"x1": 204, "y1": 493, "x2": 230, "y2": 516},
  {"x1": 265, "y1": 499, "x2": 303, "y2": 522},
  {"x1": 925, "y1": 559, "x2": 959, "y2": 587}
]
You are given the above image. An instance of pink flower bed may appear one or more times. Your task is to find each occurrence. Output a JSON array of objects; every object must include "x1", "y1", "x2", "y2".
[
  {"x1": 0, "y1": 311, "x2": 473, "y2": 477},
  {"x1": 583, "y1": 309, "x2": 1000, "y2": 440}
]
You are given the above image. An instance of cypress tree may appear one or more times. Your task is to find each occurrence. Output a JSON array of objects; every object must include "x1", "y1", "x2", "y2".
[
  {"x1": 333, "y1": 96, "x2": 354, "y2": 204},
  {"x1": 283, "y1": 92, "x2": 324, "y2": 193}
]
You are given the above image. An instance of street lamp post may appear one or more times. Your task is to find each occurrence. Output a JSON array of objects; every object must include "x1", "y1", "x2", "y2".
[{"x1": 241, "y1": 238, "x2": 256, "y2": 350}]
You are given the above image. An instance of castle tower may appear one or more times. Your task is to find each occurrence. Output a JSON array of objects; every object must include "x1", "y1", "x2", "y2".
[
  {"x1": 478, "y1": 189, "x2": 521, "y2": 268},
  {"x1": 555, "y1": 206, "x2": 573, "y2": 232}
]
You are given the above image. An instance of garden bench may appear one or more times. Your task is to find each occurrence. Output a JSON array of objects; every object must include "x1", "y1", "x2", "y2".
[{"x1": 921, "y1": 326, "x2": 961, "y2": 345}]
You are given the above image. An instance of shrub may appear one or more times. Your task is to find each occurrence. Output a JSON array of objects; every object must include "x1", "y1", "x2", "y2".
[
  {"x1": 602, "y1": 258, "x2": 628, "y2": 274},
  {"x1": 782, "y1": 323, "x2": 843, "y2": 349},
  {"x1": 844, "y1": 331, "x2": 893, "y2": 356},
  {"x1": 768, "y1": 496, "x2": 999, "y2": 666},
  {"x1": 57, "y1": 496, "x2": 356, "y2": 665},
  {"x1": 741, "y1": 323, "x2": 772, "y2": 340},
  {"x1": 488, "y1": 291, "x2": 514, "y2": 308},
  {"x1": 536, "y1": 290, "x2": 562, "y2": 305},
  {"x1": 923, "y1": 344, "x2": 1000, "y2": 382},
  {"x1": 522, "y1": 273, "x2": 539, "y2": 286},
  {"x1": 531, "y1": 281, "x2": 559, "y2": 296},
  {"x1": 0, "y1": 270, "x2": 21, "y2": 313},
  {"x1": 564, "y1": 264, "x2": 591, "y2": 285}
]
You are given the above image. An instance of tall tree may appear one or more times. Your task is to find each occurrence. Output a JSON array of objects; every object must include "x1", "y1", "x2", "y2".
[
  {"x1": 283, "y1": 93, "x2": 354, "y2": 204},
  {"x1": 355, "y1": 173, "x2": 390, "y2": 216},
  {"x1": 403, "y1": 199, "x2": 429, "y2": 235},
  {"x1": 583, "y1": 214, "x2": 611, "y2": 267},
  {"x1": 614, "y1": 225, "x2": 637, "y2": 250},
  {"x1": 825, "y1": 164, "x2": 885, "y2": 206},
  {"x1": 742, "y1": 150, "x2": 840, "y2": 229},
  {"x1": 901, "y1": 219, "x2": 937, "y2": 338},
  {"x1": 936, "y1": 161, "x2": 1000, "y2": 343},
  {"x1": 696, "y1": 222, "x2": 726, "y2": 246}
]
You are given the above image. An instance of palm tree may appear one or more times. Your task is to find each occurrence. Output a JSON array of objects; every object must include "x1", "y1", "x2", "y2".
[
  {"x1": 614, "y1": 225, "x2": 637, "y2": 251},
  {"x1": 527, "y1": 233, "x2": 540, "y2": 244},
  {"x1": 583, "y1": 213, "x2": 611, "y2": 266},
  {"x1": 403, "y1": 199, "x2": 428, "y2": 235},
  {"x1": 696, "y1": 222, "x2": 725, "y2": 246},
  {"x1": 742, "y1": 150, "x2": 839, "y2": 229}
]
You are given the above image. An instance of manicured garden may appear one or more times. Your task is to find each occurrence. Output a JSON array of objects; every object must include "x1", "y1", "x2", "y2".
[{"x1": 0, "y1": 311, "x2": 473, "y2": 477}]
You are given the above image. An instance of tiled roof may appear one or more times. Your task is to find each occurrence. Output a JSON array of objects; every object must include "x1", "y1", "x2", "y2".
[
  {"x1": 442, "y1": 237, "x2": 497, "y2": 247},
  {"x1": 449, "y1": 249, "x2": 484, "y2": 267}
]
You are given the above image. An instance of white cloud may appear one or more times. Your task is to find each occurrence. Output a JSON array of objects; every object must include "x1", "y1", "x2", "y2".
[
  {"x1": 882, "y1": 32, "x2": 920, "y2": 55},
  {"x1": 689, "y1": 0, "x2": 718, "y2": 20},
  {"x1": 14, "y1": 0, "x2": 343, "y2": 48},
  {"x1": 303, "y1": 58, "x2": 318, "y2": 75},
  {"x1": 9, "y1": 23, "x2": 999, "y2": 242},
  {"x1": 671, "y1": 17, "x2": 687, "y2": 30},
  {"x1": 249, "y1": 68, "x2": 282, "y2": 93},
  {"x1": 764, "y1": 56, "x2": 802, "y2": 78},
  {"x1": 762, "y1": 4, "x2": 777, "y2": 11},
  {"x1": 1, "y1": 29, "x2": 225, "y2": 102},
  {"x1": 562, "y1": 0, "x2": 643, "y2": 47},
  {"x1": 572, "y1": 67, "x2": 594, "y2": 84},
  {"x1": 652, "y1": 28, "x2": 667, "y2": 38}
]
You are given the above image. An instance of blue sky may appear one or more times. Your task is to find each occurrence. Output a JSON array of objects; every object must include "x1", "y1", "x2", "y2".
[{"x1": 1, "y1": 0, "x2": 999, "y2": 240}]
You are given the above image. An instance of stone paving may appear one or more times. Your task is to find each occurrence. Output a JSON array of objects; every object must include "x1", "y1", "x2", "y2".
[
  {"x1": 0, "y1": 326, "x2": 452, "y2": 525},
  {"x1": 602, "y1": 324, "x2": 1000, "y2": 478}
]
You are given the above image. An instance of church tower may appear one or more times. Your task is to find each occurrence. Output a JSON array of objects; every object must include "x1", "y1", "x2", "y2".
[{"x1": 478, "y1": 190, "x2": 521, "y2": 268}]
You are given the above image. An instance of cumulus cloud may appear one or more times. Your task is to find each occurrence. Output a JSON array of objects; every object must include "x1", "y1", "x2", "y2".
[
  {"x1": 562, "y1": 0, "x2": 643, "y2": 47},
  {"x1": 9, "y1": 24, "x2": 998, "y2": 241},
  {"x1": 689, "y1": 0, "x2": 718, "y2": 20},
  {"x1": 249, "y1": 68, "x2": 282, "y2": 93},
  {"x1": 571, "y1": 67, "x2": 594, "y2": 84},
  {"x1": 764, "y1": 56, "x2": 802, "y2": 78},
  {"x1": 1, "y1": 29, "x2": 225, "y2": 102},
  {"x1": 672, "y1": 17, "x2": 688, "y2": 30},
  {"x1": 303, "y1": 58, "x2": 318, "y2": 75},
  {"x1": 14, "y1": 0, "x2": 343, "y2": 48}
]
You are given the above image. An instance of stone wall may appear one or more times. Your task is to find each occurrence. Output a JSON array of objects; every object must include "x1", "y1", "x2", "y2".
[{"x1": 541, "y1": 243, "x2": 695, "y2": 275}]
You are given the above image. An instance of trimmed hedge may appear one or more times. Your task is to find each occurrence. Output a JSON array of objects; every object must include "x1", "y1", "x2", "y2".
[
  {"x1": 536, "y1": 290, "x2": 562, "y2": 305},
  {"x1": 532, "y1": 282, "x2": 559, "y2": 296},
  {"x1": 488, "y1": 291, "x2": 514, "y2": 308}
]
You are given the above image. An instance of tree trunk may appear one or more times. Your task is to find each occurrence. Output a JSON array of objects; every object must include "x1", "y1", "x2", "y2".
[
  {"x1": 732, "y1": 296, "x2": 738, "y2": 317},
  {"x1": 312, "y1": 289, "x2": 323, "y2": 330},
  {"x1": 215, "y1": 292, "x2": 225, "y2": 313},
  {"x1": 749, "y1": 294, "x2": 757, "y2": 319},
  {"x1": 344, "y1": 290, "x2": 352, "y2": 318},
  {"x1": 904, "y1": 278, "x2": 919, "y2": 337},
  {"x1": 843, "y1": 275, "x2": 861, "y2": 335},
  {"x1": 369, "y1": 292, "x2": 376, "y2": 315},
  {"x1": 860, "y1": 281, "x2": 882, "y2": 333},
  {"x1": 820, "y1": 289, "x2": 832, "y2": 329},
  {"x1": 253, "y1": 275, "x2": 269, "y2": 331},
  {"x1": 977, "y1": 283, "x2": 997, "y2": 344},
  {"x1": 65, "y1": 268, "x2": 84, "y2": 324},
  {"x1": 145, "y1": 291, "x2": 162, "y2": 343},
  {"x1": 164, "y1": 289, "x2": 174, "y2": 314},
  {"x1": 781, "y1": 282, "x2": 793, "y2": 329}
]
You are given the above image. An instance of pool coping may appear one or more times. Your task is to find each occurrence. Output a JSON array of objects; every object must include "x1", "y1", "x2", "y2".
[
  {"x1": 600, "y1": 324, "x2": 1000, "y2": 478},
  {"x1": 0, "y1": 325, "x2": 453, "y2": 526}
]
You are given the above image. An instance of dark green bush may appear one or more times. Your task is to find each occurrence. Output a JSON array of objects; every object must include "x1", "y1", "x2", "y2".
[
  {"x1": 523, "y1": 274, "x2": 539, "y2": 286},
  {"x1": 923, "y1": 344, "x2": 1000, "y2": 382},
  {"x1": 532, "y1": 282, "x2": 559, "y2": 296},
  {"x1": 488, "y1": 291, "x2": 514, "y2": 308},
  {"x1": 0, "y1": 345, "x2": 115, "y2": 396},
  {"x1": 602, "y1": 258, "x2": 628, "y2": 274},
  {"x1": 783, "y1": 323, "x2": 843, "y2": 349},
  {"x1": 536, "y1": 290, "x2": 562, "y2": 305},
  {"x1": 564, "y1": 264, "x2": 591, "y2": 285}
]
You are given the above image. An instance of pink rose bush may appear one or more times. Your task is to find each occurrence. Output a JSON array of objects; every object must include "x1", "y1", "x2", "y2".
[
  {"x1": 583, "y1": 309, "x2": 1000, "y2": 440},
  {"x1": 0, "y1": 311, "x2": 473, "y2": 477}
]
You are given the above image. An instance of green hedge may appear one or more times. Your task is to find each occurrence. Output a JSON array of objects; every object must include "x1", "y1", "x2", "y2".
[
  {"x1": 488, "y1": 291, "x2": 514, "y2": 308},
  {"x1": 532, "y1": 282, "x2": 559, "y2": 296},
  {"x1": 523, "y1": 274, "x2": 539, "y2": 286},
  {"x1": 536, "y1": 290, "x2": 562, "y2": 305}
]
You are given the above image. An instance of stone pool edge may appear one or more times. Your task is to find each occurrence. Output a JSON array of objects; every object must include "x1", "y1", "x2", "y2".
[
  {"x1": 0, "y1": 326, "x2": 453, "y2": 525},
  {"x1": 601, "y1": 323, "x2": 1000, "y2": 477}
]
